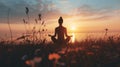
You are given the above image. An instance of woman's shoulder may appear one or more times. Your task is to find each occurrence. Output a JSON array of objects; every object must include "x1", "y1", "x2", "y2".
[
  {"x1": 55, "y1": 26, "x2": 66, "y2": 30},
  {"x1": 63, "y1": 26, "x2": 66, "y2": 29}
]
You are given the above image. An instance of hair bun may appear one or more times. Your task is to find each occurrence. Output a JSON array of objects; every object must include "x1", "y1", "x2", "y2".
[{"x1": 59, "y1": 16, "x2": 63, "y2": 22}]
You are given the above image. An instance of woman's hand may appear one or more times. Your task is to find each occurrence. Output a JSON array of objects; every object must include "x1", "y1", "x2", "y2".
[
  {"x1": 48, "y1": 34, "x2": 55, "y2": 37},
  {"x1": 48, "y1": 34, "x2": 52, "y2": 37}
]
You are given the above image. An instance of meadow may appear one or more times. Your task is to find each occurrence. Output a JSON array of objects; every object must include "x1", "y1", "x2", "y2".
[{"x1": 0, "y1": 35, "x2": 120, "y2": 67}]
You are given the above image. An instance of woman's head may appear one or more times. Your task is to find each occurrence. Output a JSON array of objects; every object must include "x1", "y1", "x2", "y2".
[{"x1": 58, "y1": 17, "x2": 63, "y2": 25}]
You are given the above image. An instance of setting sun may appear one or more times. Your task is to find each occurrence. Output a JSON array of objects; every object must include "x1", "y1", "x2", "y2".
[{"x1": 70, "y1": 26, "x2": 76, "y2": 31}]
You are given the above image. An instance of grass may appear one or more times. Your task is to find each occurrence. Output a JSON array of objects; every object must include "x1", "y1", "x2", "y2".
[{"x1": 0, "y1": 35, "x2": 120, "y2": 67}]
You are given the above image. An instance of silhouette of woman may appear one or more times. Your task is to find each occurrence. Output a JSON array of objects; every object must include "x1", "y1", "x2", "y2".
[{"x1": 49, "y1": 17, "x2": 72, "y2": 44}]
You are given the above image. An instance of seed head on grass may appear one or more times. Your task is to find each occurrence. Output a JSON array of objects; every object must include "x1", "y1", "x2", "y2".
[
  {"x1": 38, "y1": 14, "x2": 41, "y2": 20},
  {"x1": 105, "y1": 28, "x2": 108, "y2": 36},
  {"x1": 25, "y1": 7, "x2": 29, "y2": 15}
]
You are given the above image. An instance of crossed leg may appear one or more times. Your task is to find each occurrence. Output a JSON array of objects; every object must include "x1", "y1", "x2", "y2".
[{"x1": 51, "y1": 36, "x2": 71, "y2": 44}]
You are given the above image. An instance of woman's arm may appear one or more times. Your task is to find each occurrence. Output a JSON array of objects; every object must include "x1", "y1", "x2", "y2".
[
  {"x1": 65, "y1": 28, "x2": 72, "y2": 37},
  {"x1": 48, "y1": 28, "x2": 57, "y2": 37},
  {"x1": 65, "y1": 28, "x2": 69, "y2": 37},
  {"x1": 53, "y1": 28, "x2": 57, "y2": 37}
]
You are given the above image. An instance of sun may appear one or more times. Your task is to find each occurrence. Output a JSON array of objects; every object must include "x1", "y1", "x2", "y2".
[{"x1": 71, "y1": 26, "x2": 76, "y2": 31}]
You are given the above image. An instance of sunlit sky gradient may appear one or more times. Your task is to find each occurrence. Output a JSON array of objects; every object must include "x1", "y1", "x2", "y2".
[{"x1": 0, "y1": 0, "x2": 120, "y2": 37}]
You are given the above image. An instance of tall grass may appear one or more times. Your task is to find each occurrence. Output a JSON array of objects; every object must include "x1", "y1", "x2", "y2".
[
  {"x1": 7, "y1": 8, "x2": 13, "y2": 41},
  {"x1": 0, "y1": 35, "x2": 120, "y2": 67},
  {"x1": 23, "y1": 19, "x2": 27, "y2": 34},
  {"x1": 16, "y1": 7, "x2": 47, "y2": 44},
  {"x1": 25, "y1": 7, "x2": 31, "y2": 32}
]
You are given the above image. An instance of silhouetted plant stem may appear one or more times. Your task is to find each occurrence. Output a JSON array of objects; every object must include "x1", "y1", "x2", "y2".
[
  {"x1": 25, "y1": 7, "x2": 31, "y2": 33},
  {"x1": 7, "y1": 8, "x2": 13, "y2": 41},
  {"x1": 39, "y1": 21, "x2": 44, "y2": 42},
  {"x1": 27, "y1": 14, "x2": 30, "y2": 27},
  {"x1": 105, "y1": 28, "x2": 108, "y2": 36},
  {"x1": 23, "y1": 19, "x2": 27, "y2": 34},
  {"x1": 25, "y1": 23, "x2": 27, "y2": 35}
]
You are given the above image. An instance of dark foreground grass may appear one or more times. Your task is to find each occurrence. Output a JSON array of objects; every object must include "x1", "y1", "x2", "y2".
[{"x1": 0, "y1": 36, "x2": 120, "y2": 67}]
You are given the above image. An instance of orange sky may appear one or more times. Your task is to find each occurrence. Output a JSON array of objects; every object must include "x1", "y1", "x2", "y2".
[{"x1": 0, "y1": 13, "x2": 120, "y2": 34}]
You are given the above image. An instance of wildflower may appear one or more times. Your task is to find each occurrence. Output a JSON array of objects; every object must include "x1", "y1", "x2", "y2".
[
  {"x1": 48, "y1": 53, "x2": 61, "y2": 60},
  {"x1": 25, "y1": 60, "x2": 34, "y2": 66}
]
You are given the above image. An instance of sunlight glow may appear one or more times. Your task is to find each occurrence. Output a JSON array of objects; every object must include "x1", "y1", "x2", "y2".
[
  {"x1": 71, "y1": 33, "x2": 75, "y2": 43},
  {"x1": 70, "y1": 26, "x2": 76, "y2": 31}
]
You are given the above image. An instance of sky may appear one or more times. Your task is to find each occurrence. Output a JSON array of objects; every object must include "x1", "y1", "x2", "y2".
[{"x1": 0, "y1": 0, "x2": 120, "y2": 37}]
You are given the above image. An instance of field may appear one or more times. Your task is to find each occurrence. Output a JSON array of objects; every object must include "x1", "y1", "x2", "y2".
[{"x1": 0, "y1": 36, "x2": 120, "y2": 67}]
